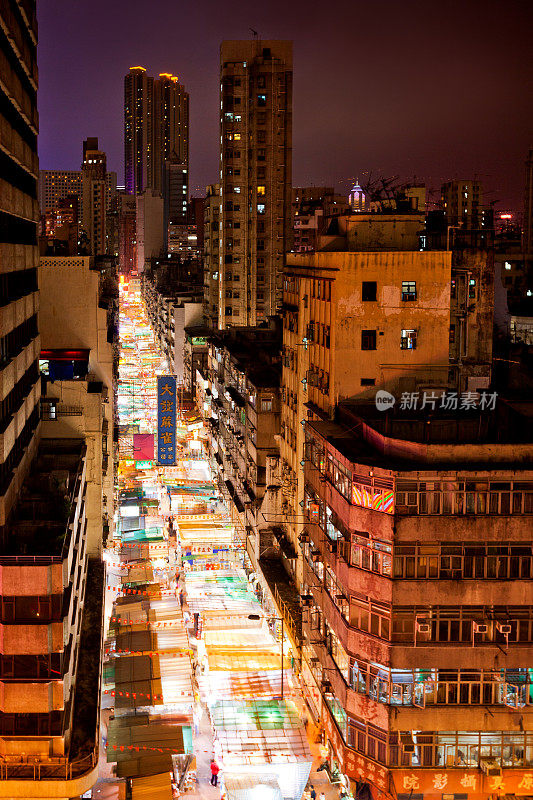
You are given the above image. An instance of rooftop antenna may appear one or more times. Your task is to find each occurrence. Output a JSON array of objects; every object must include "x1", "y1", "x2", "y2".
[{"x1": 250, "y1": 28, "x2": 259, "y2": 39}]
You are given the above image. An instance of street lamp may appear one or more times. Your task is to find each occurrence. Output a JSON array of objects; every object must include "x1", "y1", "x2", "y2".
[{"x1": 248, "y1": 613, "x2": 285, "y2": 698}]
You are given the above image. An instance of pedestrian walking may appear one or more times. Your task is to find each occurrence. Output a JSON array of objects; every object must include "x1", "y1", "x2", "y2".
[
  {"x1": 310, "y1": 786, "x2": 316, "y2": 800},
  {"x1": 179, "y1": 588, "x2": 184, "y2": 608},
  {"x1": 210, "y1": 759, "x2": 219, "y2": 786}
]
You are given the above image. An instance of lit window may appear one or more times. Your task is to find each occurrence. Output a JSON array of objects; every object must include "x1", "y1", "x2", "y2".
[
  {"x1": 400, "y1": 329, "x2": 417, "y2": 350},
  {"x1": 505, "y1": 261, "x2": 512, "y2": 270},
  {"x1": 257, "y1": 185, "x2": 266, "y2": 196},
  {"x1": 257, "y1": 94, "x2": 267, "y2": 106},
  {"x1": 257, "y1": 204, "x2": 266, "y2": 214},
  {"x1": 234, "y1": 187, "x2": 241, "y2": 193},
  {"x1": 401, "y1": 281, "x2": 417, "y2": 301},
  {"x1": 234, "y1": 133, "x2": 241, "y2": 141}
]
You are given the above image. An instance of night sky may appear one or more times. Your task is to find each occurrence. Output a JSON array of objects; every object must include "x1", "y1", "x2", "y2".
[{"x1": 38, "y1": 0, "x2": 533, "y2": 210}]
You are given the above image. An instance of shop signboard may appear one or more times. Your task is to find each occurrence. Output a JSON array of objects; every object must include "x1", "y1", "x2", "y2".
[{"x1": 157, "y1": 376, "x2": 177, "y2": 465}]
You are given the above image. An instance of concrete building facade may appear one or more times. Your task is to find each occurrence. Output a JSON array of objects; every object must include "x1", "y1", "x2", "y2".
[
  {"x1": 280, "y1": 225, "x2": 494, "y2": 588},
  {"x1": 300, "y1": 401, "x2": 533, "y2": 800},
  {"x1": 38, "y1": 255, "x2": 117, "y2": 553},
  {"x1": 205, "y1": 41, "x2": 292, "y2": 329},
  {"x1": 0, "y1": 0, "x2": 41, "y2": 526}
]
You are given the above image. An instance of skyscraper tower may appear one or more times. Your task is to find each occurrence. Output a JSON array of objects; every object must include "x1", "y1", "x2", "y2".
[
  {"x1": 124, "y1": 67, "x2": 189, "y2": 197},
  {"x1": 124, "y1": 66, "x2": 155, "y2": 195},
  {"x1": 81, "y1": 137, "x2": 116, "y2": 255},
  {"x1": 0, "y1": 0, "x2": 41, "y2": 520},
  {"x1": 204, "y1": 40, "x2": 293, "y2": 329}
]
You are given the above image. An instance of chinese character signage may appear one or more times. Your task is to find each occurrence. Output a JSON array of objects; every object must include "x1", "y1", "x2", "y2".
[{"x1": 157, "y1": 376, "x2": 177, "y2": 465}]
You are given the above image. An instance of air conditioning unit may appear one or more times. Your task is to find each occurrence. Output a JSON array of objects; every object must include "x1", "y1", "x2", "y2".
[
  {"x1": 473, "y1": 621, "x2": 489, "y2": 634},
  {"x1": 497, "y1": 622, "x2": 512, "y2": 634}
]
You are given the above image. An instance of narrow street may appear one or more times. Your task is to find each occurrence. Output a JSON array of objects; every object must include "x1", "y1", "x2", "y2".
[{"x1": 94, "y1": 278, "x2": 343, "y2": 800}]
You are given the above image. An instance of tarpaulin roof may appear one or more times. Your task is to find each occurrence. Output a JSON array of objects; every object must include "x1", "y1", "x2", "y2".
[
  {"x1": 199, "y1": 671, "x2": 294, "y2": 702},
  {"x1": 131, "y1": 773, "x2": 173, "y2": 800},
  {"x1": 204, "y1": 627, "x2": 277, "y2": 651},
  {"x1": 207, "y1": 650, "x2": 291, "y2": 672},
  {"x1": 211, "y1": 699, "x2": 302, "y2": 731},
  {"x1": 217, "y1": 727, "x2": 312, "y2": 766}
]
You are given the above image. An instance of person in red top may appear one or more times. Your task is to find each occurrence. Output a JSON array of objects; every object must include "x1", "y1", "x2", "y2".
[{"x1": 210, "y1": 759, "x2": 220, "y2": 786}]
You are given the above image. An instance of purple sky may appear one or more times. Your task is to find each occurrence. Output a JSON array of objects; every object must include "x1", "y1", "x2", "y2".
[{"x1": 38, "y1": 0, "x2": 533, "y2": 211}]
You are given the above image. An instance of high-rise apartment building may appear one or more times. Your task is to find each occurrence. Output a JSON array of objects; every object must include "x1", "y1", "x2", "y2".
[
  {"x1": 117, "y1": 193, "x2": 137, "y2": 275},
  {"x1": 205, "y1": 40, "x2": 292, "y2": 329},
  {"x1": 204, "y1": 183, "x2": 221, "y2": 325},
  {"x1": 441, "y1": 179, "x2": 488, "y2": 231},
  {"x1": 0, "y1": 0, "x2": 41, "y2": 524},
  {"x1": 124, "y1": 67, "x2": 189, "y2": 197},
  {"x1": 0, "y1": 5, "x2": 104, "y2": 797},
  {"x1": 81, "y1": 137, "x2": 110, "y2": 255},
  {"x1": 39, "y1": 169, "x2": 117, "y2": 216}
]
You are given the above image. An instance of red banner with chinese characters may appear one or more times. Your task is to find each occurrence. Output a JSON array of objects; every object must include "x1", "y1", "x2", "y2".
[{"x1": 392, "y1": 768, "x2": 533, "y2": 797}]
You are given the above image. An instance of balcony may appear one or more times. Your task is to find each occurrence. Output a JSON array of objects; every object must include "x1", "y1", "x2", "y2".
[{"x1": 0, "y1": 439, "x2": 86, "y2": 566}]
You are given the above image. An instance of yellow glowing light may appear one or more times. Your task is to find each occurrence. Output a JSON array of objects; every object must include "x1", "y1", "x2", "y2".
[{"x1": 130, "y1": 65, "x2": 147, "y2": 71}]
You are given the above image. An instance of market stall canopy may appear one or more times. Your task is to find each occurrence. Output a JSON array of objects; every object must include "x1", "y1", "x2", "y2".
[
  {"x1": 207, "y1": 650, "x2": 291, "y2": 672},
  {"x1": 211, "y1": 699, "x2": 302, "y2": 731},
  {"x1": 113, "y1": 654, "x2": 162, "y2": 710},
  {"x1": 224, "y1": 775, "x2": 283, "y2": 800},
  {"x1": 199, "y1": 670, "x2": 293, "y2": 702},
  {"x1": 204, "y1": 627, "x2": 277, "y2": 651},
  {"x1": 122, "y1": 563, "x2": 154, "y2": 586}
]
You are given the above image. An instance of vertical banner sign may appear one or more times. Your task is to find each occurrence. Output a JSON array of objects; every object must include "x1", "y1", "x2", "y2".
[{"x1": 157, "y1": 376, "x2": 177, "y2": 465}]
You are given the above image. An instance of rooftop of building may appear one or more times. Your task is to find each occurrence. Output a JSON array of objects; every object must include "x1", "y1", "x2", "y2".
[
  {"x1": 1, "y1": 438, "x2": 86, "y2": 559},
  {"x1": 185, "y1": 324, "x2": 214, "y2": 339},
  {"x1": 306, "y1": 398, "x2": 533, "y2": 472}
]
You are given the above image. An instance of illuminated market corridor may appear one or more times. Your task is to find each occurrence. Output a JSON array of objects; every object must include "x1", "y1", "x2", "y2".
[{"x1": 96, "y1": 277, "x2": 332, "y2": 800}]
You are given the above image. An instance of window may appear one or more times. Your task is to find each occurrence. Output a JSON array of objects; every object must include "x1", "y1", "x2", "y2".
[
  {"x1": 401, "y1": 281, "x2": 417, "y2": 301},
  {"x1": 361, "y1": 378, "x2": 375, "y2": 386},
  {"x1": 449, "y1": 325, "x2": 455, "y2": 344},
  {"x1": 361, "y1": 330, "x2": 377, "y2": 350},
  {"x1": 257, "y1": 149, "x2": 266, "y2": 161},
  {"x1": 234, "y1": 133, "x2": 241, "y2": 141},
  {"x1": 257, "y1": 94, "x2": 267, "y2": 106},
  {"x1": 469, "y1": 279, "x2": 476, "y2": 299},
  {"x1": 362, "y1": 281, "x2": 377, "y2": 302},
  {"x1": 257, "y1": 185, "x2": 266, "y2": 196},
  {"x1": 260, "y1": 397, "x2": 273, "y2": 412},
  {"x1": 257, "y1": 204, "x2": 266, "y2": 214},
  {"x1": 401, "y1": 329, "x2": 417, "y2": 349}
]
